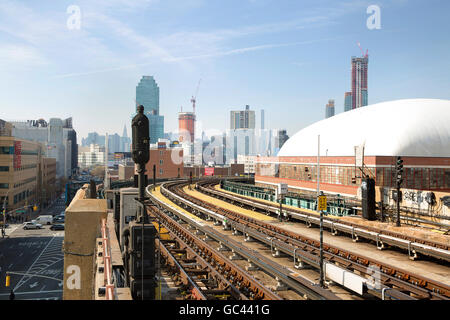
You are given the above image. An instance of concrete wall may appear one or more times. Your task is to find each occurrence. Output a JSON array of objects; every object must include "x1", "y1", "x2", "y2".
[
  {"x1": 118, "y1": 164, "x2": 134, "y2": 180},
  {"x1": 63, "y1": 185, "x2": 107, "y2": 300}
]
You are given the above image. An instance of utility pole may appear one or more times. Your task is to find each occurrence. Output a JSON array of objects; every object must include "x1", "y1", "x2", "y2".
[
  {"x1": 104, "y1": 133, "x2": 109, "y2": 190},
  {"x1": 317, "y1": 135, "x2": 324, "y2": 288},
  {"x1": 153, "y1": 164, "x2": 156, "y2": 191}
]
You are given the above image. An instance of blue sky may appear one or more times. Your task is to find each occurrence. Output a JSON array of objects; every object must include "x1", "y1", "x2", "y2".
[{"x1": 1, "y1": 0, "x2": 449, "y2": 140}]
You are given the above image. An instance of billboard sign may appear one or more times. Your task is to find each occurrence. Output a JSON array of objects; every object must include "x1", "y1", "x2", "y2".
[{"x1": 205, "y1": 167, "x2": 214, "y2": 176}]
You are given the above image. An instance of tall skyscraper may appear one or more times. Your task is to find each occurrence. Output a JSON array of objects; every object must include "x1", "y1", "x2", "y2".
[
  {"x1": 261, "y1": 109, "x2": 265, "y2": 130},
  {"x1": 136, "y1": 76, "x2": 164, "y2": 144},
  {"x1": 344, "y1": 92, "x2": 353, "y2": 112},
  {"x1": 325, "y1": 99, "x2": 335, "y2": 118},
  {"x1": 136, "y1": 76, "x2": 159, "y2": 113},
  {"x1": 230, "y1": 105, "x2": 255, "y2": 129},
  {"x1": 277, "y1": 129, "x2": 289, "y2": 150},
  {"x1": 351, "y1": 56, "x2": 368, "y2": 109},
  {"x1": 120, "y1": 125, "x2": 131, "y2": 152}
]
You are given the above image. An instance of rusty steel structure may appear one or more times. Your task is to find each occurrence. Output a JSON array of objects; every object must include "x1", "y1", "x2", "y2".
[
  {"x1": 146, "y1": 204, "x2": 281, "y2": 300},
  {"x1": 156, "y1": 179, "x2": 450, "y2": 300},
  {"x1": 100, "y1": 218, "x2": 115, "y2": 300}
]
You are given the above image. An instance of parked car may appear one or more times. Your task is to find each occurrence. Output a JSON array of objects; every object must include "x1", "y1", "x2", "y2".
[
  {"x1": 50, "y1": 224, "x2": 64, "y2": 231},
  {"x1": 23, "y1": 222, "x2": 42, "y2": 230}
]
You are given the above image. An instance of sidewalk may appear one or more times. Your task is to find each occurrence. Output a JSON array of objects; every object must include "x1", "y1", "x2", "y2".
[{"x1": 0, "y1": 223, "x2": 22, "y2": 241}]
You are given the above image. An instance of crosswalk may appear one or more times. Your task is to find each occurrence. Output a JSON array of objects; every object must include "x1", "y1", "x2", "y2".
[{"x1": 13, "y1": 236, "x2": 64, "y2": 292}]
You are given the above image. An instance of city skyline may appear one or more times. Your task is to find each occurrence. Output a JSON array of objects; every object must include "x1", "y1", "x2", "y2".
[{"x1": 1, "y1": 1, "x2": 450, "y2": 141}]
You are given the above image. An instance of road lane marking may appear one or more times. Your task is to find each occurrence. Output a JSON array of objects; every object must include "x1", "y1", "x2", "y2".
[
  {"x1": 0, "y1": 289, "x2": 63, "y2": 296},
  {"x1": 14, "y1": 236, "x2": 56, "y2": 291}
]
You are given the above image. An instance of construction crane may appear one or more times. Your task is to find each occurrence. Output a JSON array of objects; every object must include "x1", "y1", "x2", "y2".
[
  {"x1": 357, "y1": 42, "x2": 368, "y2": 58},
  {"x1": 190, "y1": 78, "x2": 201, "y2": 114}
]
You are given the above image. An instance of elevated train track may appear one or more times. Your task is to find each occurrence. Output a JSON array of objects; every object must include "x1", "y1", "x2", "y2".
[
  {"x1": 147, "y1": 184, "x2": 339, "y2": 300},
  {"x1": 154, "y1": 179, "x2": 450, "y2": 300},
  {"x1": 197, "y1": 180, "x2": 450, "y2": 262}
]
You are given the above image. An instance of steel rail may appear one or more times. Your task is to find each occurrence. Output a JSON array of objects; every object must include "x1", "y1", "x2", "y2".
[
  {"x1": 152, "y1": 209, "x2": 247, "y2": 300},
  {"x1": 147, "y1": 187, "x2": 341, "y2": 300},
  {"x1": 159, "y1": 183, "x2": 414, "y2": 300},
  {"x1": 197, "y1": 181, "x2": 450, "y2": 262},
  {"x1": 151, "y1": 182, "x2": 413, "y2": 300},
  {"x1": 162, "y1": 180, "x2": 450, "y2": 299},
  {"x1": 146, "y1": 199, "x2": 282, "y2": 300},
  {"x1": 157, "y1": 237, "x2": 243, "y2": 300},
  {"x1": 157, "y1": 238, "x2": 208, "y2": 300}
]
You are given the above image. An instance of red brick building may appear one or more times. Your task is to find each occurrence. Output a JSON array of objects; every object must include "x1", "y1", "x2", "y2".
[{"x1": 143, "y1": 142, "x2": 184, "y2": 179}]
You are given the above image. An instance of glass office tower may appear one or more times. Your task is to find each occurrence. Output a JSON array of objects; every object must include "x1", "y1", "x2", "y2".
[{"x1": 135, "y1": 76, "x2": 164, "y2": 144}]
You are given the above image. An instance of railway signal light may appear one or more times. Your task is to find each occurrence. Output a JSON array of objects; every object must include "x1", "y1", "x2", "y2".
[
  {"x1": 5, "y1": 275, "x2": 10, "y2": 287},
  {"x1": 396, "y1": 156, "x2": 403, "y2": 188},
  {"x1": 395, "y1": 156, "x2": 403, "y2": 227},
  {"x1": 128, "y1": 222, "x2": 157, "y2": 300},
  {"x1": 131, "y1": 105, "x2": 150, "y2": 165}
]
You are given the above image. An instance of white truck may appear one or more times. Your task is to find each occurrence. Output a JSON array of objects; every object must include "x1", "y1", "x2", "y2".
[{"x1": 34, "y1": 215, "x2": 53, "y2": 225}]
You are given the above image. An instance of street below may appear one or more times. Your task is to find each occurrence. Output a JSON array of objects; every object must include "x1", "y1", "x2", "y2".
[{"x1": 0, "y1": 196, "x2": 66, "y2": 300}]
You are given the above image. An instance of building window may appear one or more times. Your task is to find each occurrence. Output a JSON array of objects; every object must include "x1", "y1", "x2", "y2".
[
  {"x1": 0, "y1": 183, "x2": 9, "y2": 189},
  {"x1": 159, "y1": 168, "x2": 163, "y2": 175},
  {"x1": 0, "y1": 166, "x2": 9, "y2": 172},
  {"x1": 0, "y1": 146, "x2": 13, "y2": 154},
  {"x1": 159, "y1": 159, "x2": 163, "y2": 165}
]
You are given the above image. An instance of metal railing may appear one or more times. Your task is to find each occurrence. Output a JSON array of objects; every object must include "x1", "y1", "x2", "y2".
[{"x1": 101, "y1": 218, "x2": 115, "y2": 300}]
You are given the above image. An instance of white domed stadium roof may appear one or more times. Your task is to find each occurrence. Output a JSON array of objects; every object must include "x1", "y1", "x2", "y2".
[{"x1": 278, "y1": 99, "x2": 450, "y2": 157}]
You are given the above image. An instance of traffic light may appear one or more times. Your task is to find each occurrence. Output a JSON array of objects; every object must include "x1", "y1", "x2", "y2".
[
  {"x1": 396, "y1": 156, "x2": 403, "y2": 188},
  {"x1": 5, "y1": 275, "x2": 10, "y2": 287}
]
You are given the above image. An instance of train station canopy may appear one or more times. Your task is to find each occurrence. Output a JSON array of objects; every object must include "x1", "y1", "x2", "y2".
[{"x1": 278, "y1": 99, "x2": 450, "y2": 157}]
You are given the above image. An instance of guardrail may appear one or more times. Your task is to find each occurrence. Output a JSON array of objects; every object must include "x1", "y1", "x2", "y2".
[{"x1": 101, "y1": 218, "x2": 115, "y2": 300}]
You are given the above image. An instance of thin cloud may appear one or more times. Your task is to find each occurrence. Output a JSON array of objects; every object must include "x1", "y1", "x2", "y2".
[
  {"x1": 53, "y1": 38, "x2": 337, "y2": 78},
  {"x1": 164, "y1": 39, "x2": 333, "y2": 62}
]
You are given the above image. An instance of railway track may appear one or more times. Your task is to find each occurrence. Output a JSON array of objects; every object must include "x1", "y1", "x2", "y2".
[
  {"x1": 149, "y1": 206, "x2": 273, "y2": 300},
  {"x1": 147, "y1": 185, "x2": 343, "y2": 300},
  {"x1": 157, "y1": 179, "x2": 450, "y2": 300},
  {"x1": 197, "y1": 180, "x2": 450, "y2": 262}
]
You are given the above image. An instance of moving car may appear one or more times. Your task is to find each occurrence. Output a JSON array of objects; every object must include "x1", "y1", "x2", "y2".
[
  {"x1": 35, "y1": 215, "x2": 53, "y2": 225},
  {"x1": 23, "y1": 222, "x2": 42, "y2": 230},
  {"x1": 53, "y1": 216, "x2": 65, "y2": 223},
  {"x1": 50, "y1": 224, "x2": 64, "y2": 231}
]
